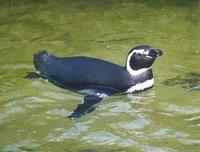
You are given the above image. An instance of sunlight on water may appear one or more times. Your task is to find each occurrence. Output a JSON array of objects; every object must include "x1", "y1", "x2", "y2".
[{"x1": 0, "y1": 0, "x2": 199, "y2": 152}]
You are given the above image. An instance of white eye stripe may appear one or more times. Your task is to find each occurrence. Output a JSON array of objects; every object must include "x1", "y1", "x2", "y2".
[
  {"x1": 133, "y1": 49, "x2": 149, "y2": 55},
  {"x1": 126, "y1": 48, "x2": 152, "y2": 75},
  {"x1": 126, "y1": 50, "x2": 151, "y2": 75}
]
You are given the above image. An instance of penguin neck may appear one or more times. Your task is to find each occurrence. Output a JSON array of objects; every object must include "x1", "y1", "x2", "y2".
[
  {"x1": 126, "y1": 66, "x2": 152, "y2": 76},
  {"x1": 125, "y1": 68, "x2": 154, "y2": 93},
  {"x1": 125, "y1": 54, "x2": 152, "y2": 76},
  {"x1": 126, "y1": 66, "x2": 154, "y2": 83}
]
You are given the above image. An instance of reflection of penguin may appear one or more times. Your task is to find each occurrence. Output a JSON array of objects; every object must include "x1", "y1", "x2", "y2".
[{"x1": 30, "y1": 45, "x2": 163, "y2": 119}]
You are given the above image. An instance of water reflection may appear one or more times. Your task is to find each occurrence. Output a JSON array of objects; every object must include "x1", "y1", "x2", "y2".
[
  {"x1": 152, "y1": 128, "x2": 188, "y2": 138},
  {"x1": 162, "y1": 103, "x2": 200, "y2": 115},
  {"x1": 163, "y1": 72, "x2": 200, "y2": 91},
  {"x1": 97, "y1": 90, "x2": 155, "y2": 118},
  {"x1": 47, "y1": 121, "x2": 91, "y2": 142},
  {"x1": 112, "y1": 118, "x2": 150, "y2": 130},
  {"x1": 2, "y1": 64, "x2": 32, "y2": 70},
  {"x1": 81, "y1": 131, "x2": 121, "y2": 145},
  {"x1": 1, "y1": 140, "x2": 39, "y2": 152},
  {"x1": 127, "y1": 90, "x2": 155, "y2": 103},
  {"x1": 0, "y1": 0, "x2": 199, "y2": 151}
]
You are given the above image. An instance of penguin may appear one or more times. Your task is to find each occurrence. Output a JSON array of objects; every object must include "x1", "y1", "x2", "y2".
[{"x1": 27, "y1": 45, "x2": 163, "y2": 119}]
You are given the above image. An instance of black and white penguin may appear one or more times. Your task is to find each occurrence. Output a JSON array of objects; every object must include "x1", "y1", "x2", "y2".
[{"x1": 28, "y1": 45, "x2": 163, "y2": 119}]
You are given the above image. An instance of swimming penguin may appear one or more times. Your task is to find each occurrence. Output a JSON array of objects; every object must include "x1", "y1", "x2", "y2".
[{"x1": 28, "y1": 45, "x2": 163, "y2": 119}]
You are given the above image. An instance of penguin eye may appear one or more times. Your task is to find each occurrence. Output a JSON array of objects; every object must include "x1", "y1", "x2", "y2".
[
  {"x1": 137, "y1": 53, "x2": 146, "y2": 57},
  {"x1": 133, "y1": 52, "x2": 145, "y2": 57}
]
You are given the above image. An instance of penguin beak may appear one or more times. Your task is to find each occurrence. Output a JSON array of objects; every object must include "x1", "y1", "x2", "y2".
[{"x1": 148, "y1": 49, "x2": 163, "y2": 58}]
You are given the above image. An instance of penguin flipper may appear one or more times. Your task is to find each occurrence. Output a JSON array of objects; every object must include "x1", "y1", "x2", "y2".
[{"x1": 67, "y1": 93, "x2": 108, "y2": 119}]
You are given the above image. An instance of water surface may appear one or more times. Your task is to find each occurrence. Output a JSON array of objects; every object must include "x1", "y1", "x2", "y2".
[{"x1": 0, "y1": 0, "x2": 199, "y2": 152}]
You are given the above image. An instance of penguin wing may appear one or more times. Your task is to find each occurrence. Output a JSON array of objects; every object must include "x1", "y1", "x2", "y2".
[
  {"x1": 67, "y1": 94, "x2": 104, "y2": 119},
  {"x1": 32, "y1": 50, "x2": 127, "y2": 91},
  {"x1": 68, "y1": 86, "x2": 119, "y2": 119}
]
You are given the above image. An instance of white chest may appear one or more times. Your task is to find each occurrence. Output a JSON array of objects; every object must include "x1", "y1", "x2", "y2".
[{"x1": 126, "y1": 79, "x2": 154, "y2": 93}]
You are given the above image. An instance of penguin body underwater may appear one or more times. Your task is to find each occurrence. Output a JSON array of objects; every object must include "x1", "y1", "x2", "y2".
[{"x1": 28, "y1": 45, "x2": 163, "y2": 119}]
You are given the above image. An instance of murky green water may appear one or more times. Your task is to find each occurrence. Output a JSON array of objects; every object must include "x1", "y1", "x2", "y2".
[{"x1": 0, "y1": 0, "x2": 199, "y2": 151}]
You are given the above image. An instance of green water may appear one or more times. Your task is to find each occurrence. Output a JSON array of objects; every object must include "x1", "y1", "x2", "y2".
[{"x1": 0, "y1": 0, "x2": 200, "y2": 152}]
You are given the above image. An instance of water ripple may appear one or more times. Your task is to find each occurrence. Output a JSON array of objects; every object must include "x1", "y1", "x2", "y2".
[
  {"x1": 42, "y1": 91, "x2": 69, "y2": 100},
  {"x1": 81, "y1": 131, "x2": 120, "y2": 145},
  {"x1": 112, "y1": 117, "x2": 150, "y2": 130},
  {"x1": 162, "y1": 103, "x2": 200, "y2": 115},
  {"x1": 0, "y1": 140, "x2": 39, "y2": 152},
  {"x1": 179, "y1": 138, "x2": 200, "y2": 145},
  {"x1": 2, "y1": 64, "x2": 33, "y2": 69},
  {"x1": 46, "y1": 108, "x2": 70, "y2": 117},
  {"x1": 101, "y1": 101, "x2": 133, "y2": 111},
  {"x1": 46, "y1": 122, "x2": 91, "y2": 142},
  {"x1": 82, "y1": 130, "x2": 138, "y2": 147},
  {"x1": 141, "y1": 145, "x2": 177, "y2": 152},
  {"x1": 151, "y1": 128, "x2": 188, "y2": 139}
]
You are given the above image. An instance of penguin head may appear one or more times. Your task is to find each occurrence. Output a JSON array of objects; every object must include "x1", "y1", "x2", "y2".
[{"x1": 126, "y1": 45, "x2": 163, "y2": 75}]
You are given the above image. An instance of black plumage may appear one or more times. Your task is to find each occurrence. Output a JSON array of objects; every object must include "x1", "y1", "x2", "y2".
[{"x1": 28, "y1": 45, "x2": 163, "y2": 119}]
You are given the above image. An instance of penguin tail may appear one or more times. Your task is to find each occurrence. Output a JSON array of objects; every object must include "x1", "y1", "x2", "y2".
[
  {"x1": 24, "y1": 72, "x2": 41, "y2": 79},
  {"x1": 33, "y1": 50, "x2": 51, "y2": 73}
]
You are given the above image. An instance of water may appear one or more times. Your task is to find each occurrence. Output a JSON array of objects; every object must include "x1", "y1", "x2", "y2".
[{"x1": 0, "y1": 0, "x2": 199, "y2": 151}]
